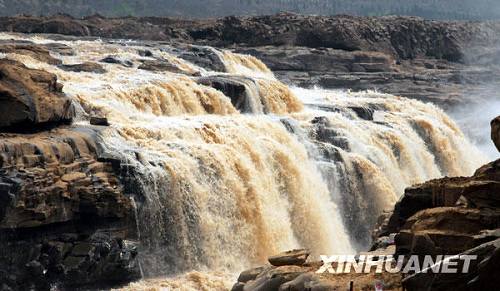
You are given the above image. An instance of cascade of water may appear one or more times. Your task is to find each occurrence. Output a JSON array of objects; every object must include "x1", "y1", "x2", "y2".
[
  {"x1": 0, "y1": 32, "x2": 488, "y2": 284},
  {"x1": 98, "y1": 115, "x2": 354, "y2": 275},
  {"x1": 289, "y1": 87, "x2": 487, "y2": 248}
]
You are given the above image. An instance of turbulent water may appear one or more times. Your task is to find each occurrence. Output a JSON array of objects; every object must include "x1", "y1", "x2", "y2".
[{"x1": 0, "y1": 33, "x2": 488, "y2": 290}]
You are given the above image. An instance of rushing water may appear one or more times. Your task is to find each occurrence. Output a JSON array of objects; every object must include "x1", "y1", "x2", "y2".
[{"x1": 0, "y1": 32, "x2": 488, "y2": 290}]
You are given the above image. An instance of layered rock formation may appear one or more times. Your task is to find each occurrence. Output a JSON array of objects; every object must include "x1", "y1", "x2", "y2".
[{"x1": 0, "y1": 58, "x2": 140, "y2": 290}]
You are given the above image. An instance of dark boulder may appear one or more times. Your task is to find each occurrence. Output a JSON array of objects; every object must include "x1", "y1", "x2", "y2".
[
  {"x1": 268, "y1": 249, "x2": 310, "y2": 267},
  {"x1": 492, "y1": 116, "x2": 500, "y2": 153},
  {"x1": 90, "y1": 116, "x2": 110, "y2": 126},
  {"x1": 100, "y1": 56, "x2": 134, "y2": 68},
  {"x1": 179, "y1": 45, "x2": 227, "y2": 72},
  {"x1": 196, "y1": 75, "x2": 261, "y2": 113}
]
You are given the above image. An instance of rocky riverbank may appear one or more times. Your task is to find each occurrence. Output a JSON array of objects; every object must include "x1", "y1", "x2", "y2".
[
  {"x1": 0, "y1": 58, "x2": 141, "y2": 290},
  {"x1": 1, "y1": 13, "x2": 500, "y2": 108}
]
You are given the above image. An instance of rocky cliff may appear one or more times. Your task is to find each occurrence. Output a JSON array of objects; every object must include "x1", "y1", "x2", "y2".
[{"x1": 0, "y1": 57, "x2": 141, "y2": 290}]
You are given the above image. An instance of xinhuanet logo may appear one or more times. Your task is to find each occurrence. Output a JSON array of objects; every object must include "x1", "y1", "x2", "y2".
[{"x1": 316, "y1": 254, "x2": 477, "y2": 274}]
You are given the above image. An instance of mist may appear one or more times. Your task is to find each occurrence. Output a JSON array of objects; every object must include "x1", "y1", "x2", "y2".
[
  {"x1": 448, "y1": 27, "x2": 500, "y2": 160},
  {"x1": 450, "y1": 95, "x2": 500, "y2": 159}
]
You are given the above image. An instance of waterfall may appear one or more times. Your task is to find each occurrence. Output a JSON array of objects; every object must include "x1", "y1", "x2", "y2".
[{"x1": 0, "y1": 32, "x2": 487, "y2": 287}]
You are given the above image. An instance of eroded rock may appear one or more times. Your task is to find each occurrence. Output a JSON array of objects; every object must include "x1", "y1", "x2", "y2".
[
  {"x1": 268, "y1": 249, "x2": 310, "y2": 267},
  {"x1": 402, "y1": 238, "x2": 500, "y2": 291},
  {"x1": 59, "y1": 62, "x2": 106, "y2": 73},
  {"x1": 0, "y1": 59, "x2": 74, "y2": 130},
  {"x1": 0, "y1": 41, "x2": 62, "y2": 65},
  {"x1": 0, "y1": 128, "x2": 140, "y2": 289},
  {"x1": 90, "y1": 116, "x2": 110, "y2": 126}
]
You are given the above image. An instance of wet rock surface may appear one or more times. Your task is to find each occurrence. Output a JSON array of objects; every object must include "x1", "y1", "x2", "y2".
[
  {"x1": 59, "y1": 61, "x2": 106, "y2": 73},
  {"x1": 0, "y1": 41, "x2": 64, "y2": 65},
  {"x1": 196, "y1": 75, "x2": 260, "y2": 113},
  {"x1": 99, "y1": 55, "x2": 134, "y2": 67}
]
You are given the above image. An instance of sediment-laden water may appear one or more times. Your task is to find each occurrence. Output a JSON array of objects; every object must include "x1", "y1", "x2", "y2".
[{"x1": 0, "y1": 32, "x2": 487, "y2": 290}]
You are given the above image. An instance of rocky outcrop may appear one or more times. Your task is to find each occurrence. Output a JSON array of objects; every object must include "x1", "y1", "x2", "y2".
[
  {"x1": 368, "y1": 117, "x2": 500, "y2": 291},
  {"x1": 178, "y1": 45, "x2": 227, "y2": 72},
  {"x1": 196, "y1": 75, "x2": 261, "y2": 113},
  {"x1": 233, "y1": 252, "x2": 402, "y2": 291},
  {"x1": 235, "y1": 46, "x2": 500, "y2": 108},
  {"x1": 0, "y1": 59, "x2": 74, "y2": 131},
  {"x1": 373, "y1": 158, "x2": 500, "y2": 259},
  {"x1": 402, "y1": 238, "x2": 500, "y2": 291},
  {"x1": 0, "y1": 128, "x2": 140, "y2": 290},
  {"x1": 268, "y1": 249, "x2": 310, "y2": 267},
  {"x1": 492, "y1": 116, "x2": 500, "y2": 152},
  {"x1": 0, "y1": 41, "x2": 64, "y2": 65},
  {"x1": 59, "y1": 62, "x2": 106, "y2": 73}
]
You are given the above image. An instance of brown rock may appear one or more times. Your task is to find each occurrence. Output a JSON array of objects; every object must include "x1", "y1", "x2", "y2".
[
  {"x1": 241, "y1": 265, "x2": 306, "y2": 291},
  {"x1": 461, "y1": 180, "x2": 500, "y2": 209},
  {"x1": 402, "y1": 238, "x2": 500, "y2": 291},
  {"x1": 0, "y1": 129, "x2": 132, "y2": 229},
  {"x1": 59, "y1": 62, "x2": 106, "y2": 74},
  {"x1": 0, "y1": 59, "x2": 74, "y2": 130},
  {"x1": 237, "y1": 266, "x2": 270, "y2": 283},
  {"x1": 90, "y1": 116, "x2": 109, "y2": 126},
  {"x1": 396, "y1": 207, "x2": 500, "y2": 255},
  {"x1": 0, "y1": 41, "x2": 62, "y2": 65},
  {"x1": 268, "y1": 249, "x2": 310, "y2": 267}
]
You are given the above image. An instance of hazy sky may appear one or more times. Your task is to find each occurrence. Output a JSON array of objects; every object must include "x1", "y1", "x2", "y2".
[{"x1": 1, "y1": 0, "x2": 499, "y2": 20}]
